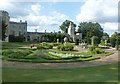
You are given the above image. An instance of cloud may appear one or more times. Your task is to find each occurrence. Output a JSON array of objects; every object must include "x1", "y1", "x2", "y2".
[
  {"x1": 31, "y1": 4, "x2": 42, "y2": 15},
  {"x1": 76, "y1": 0, "x2": 118, "y2": 23},
  {"x1": 101, "y1": 22, "x2": 118, "y2": 32},
  {"x1": 76, "y1": 0, "x2": 119, "y2": 35},
  {"x1": 7, "y1": 3, "x2": 69, "y2": 32},
  {"x1": 0, "y1": 1, "x2": 29, "y2": 18},
  {"x1": 3, "y1": 1, "x2": 69, "y2": 27}
]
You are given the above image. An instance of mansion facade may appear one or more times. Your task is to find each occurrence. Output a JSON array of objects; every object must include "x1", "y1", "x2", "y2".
[{"x1": 0, "y1": 10, "x2": 82, "y2": 42}]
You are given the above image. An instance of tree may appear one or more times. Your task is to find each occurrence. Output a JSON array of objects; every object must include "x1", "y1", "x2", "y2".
[
  {"x1": 60, "y1": 20, "x2": 76, "y2": 33},
  {"x1": 101, "y1": 32, "x2": 109, "y2": 45},
  {"x1": 78, "y1": 22, "x2": 103, "y2": 44},
  {"x1": 110, "y1": 37, "x2": 116, "y2": 47},
  {"x1": 93, "y1": 36, "x2": 99, "y2": 46},
  {"x1": 116, "y1": 36, "x2": 120, "y2": 50},
  {"x1": 110, "y1": 32, "x2": 120, "y2": 49},
  {"x1": 2, "y1": 20, "x2": 7, "y2": 41}
]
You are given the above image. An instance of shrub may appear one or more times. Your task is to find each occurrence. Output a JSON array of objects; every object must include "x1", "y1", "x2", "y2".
[
  {"x1": 110, "y1": 37, "x2": 116, "y2": 47},
  {"x1": 89, "y1": 46, "x2": 97, "y2": 51},
  {"x1": 92, "y1": 36, "x2": 99, "y2": 46},
  {"x1": 57, "y1": 43, "x2": 74, "y2": 51},
  {"x1": 94, "y1": 48, "x2": 104, "y2": 54},
  {"x1": 53, "y1": 43, "x2": 61, "y2": 46},
  {"x1": 2, "y1": 49, "x2": 33, "y2": 59},
  {"x1": 116, "y1": 36, "x2": 120, "y2": 50},
  {"x1": 89, "y1": 46, "x2": 104, "y2": 54},
  {"x1": 37, "y1": 42, "x2": 53, "y2": 49}
]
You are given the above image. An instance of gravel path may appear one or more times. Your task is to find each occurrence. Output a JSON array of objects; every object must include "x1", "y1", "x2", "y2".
[{"x1": 2, "y1": 48, "x2": 119, "y2": 69}]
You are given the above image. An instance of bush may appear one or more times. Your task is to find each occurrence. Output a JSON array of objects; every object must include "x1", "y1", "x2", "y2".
[
  {"x1": 53, "y1": 43, "x2": 61, "y2": 46},
  {"x1": 116, "y1": 36, "x2": 120, "y2": 50},
  {"x1": 89, "y1": 46, "x2": 104, "y2": 54},
  {"x1": 93, "y1": 48, "x2": 104, "y2": 54},
  {"x1": 2, "y1": 49, "x2": 33, "y2": 59},
  {"x1": 57, "y1": 43, "x2": 74, "y2": 51},
  {"x1": 110, "y1": 37, "x2": 116, "y2": 47},
  {"x1": 92, "y1": 36, "x2": 99, "y2": 46},
  {"x1": 37, "y1": 42, "x2": 53, "y2": 49},
  {"x1": 89, "y1": 46, "x2": 97, "y2": 51}
]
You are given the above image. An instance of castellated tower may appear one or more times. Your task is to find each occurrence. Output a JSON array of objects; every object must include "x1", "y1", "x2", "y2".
[
  {"x1": 68, "y1": 22, "x2": 75, "y2": 37},
  {"x1": 0, "y1": 10, "x2": 10, "y2": 42}
]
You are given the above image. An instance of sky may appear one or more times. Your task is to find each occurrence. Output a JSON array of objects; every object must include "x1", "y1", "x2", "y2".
[{"x1": 0, "y1": 0, "x2": 119, "y2": 36}]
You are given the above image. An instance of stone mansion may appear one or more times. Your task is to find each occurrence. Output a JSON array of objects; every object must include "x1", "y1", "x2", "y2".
[{"x1": 0, "y1": 10, "x2": 82, "y2": 42}]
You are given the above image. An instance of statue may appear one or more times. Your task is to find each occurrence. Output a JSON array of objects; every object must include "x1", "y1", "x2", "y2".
[
  {"x1": 57, "y1": 39, "x2": 59, "y2": 43},
  {"x1": 64, "y1": 37, "x2": 68, "y2": 45}
]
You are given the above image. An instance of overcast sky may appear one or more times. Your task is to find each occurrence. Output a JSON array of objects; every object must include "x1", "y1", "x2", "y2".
[{"x1": 0, "y1": 0, "x2": 119, "y2": 36}]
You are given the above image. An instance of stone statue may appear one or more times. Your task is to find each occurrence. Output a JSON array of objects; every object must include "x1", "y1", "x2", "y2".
[
  {"x1": 57, "y1": 39, "x2": 59, "y2": 43},
  {"x1": 64, "y1": 37, "x2": 68, "y2": 45}
]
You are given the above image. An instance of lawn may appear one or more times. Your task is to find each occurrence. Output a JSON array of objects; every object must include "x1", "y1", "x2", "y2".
[
  {"x1": 2, "y1": 42, "x2": 32, "y2": 49},
  {"x1": 2, "y1": 62, "x2": 119, "y2": 83}
]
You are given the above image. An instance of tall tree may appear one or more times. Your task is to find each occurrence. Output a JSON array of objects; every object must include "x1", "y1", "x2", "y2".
[
  {"x1": 2, "y1": 20, "x2": 7, "y2": 41},
  {"x1": 60, "y1": 20, "x2": 76, "y2": 33},
  {"x1": 110, "y1": 32, "x2": 120, "y2": 48},
  {"x1": 101, "y1": 32, "x2": 109, "y2": 42},
  {"x1": 78, "y1": 22, "x2": 103, "y2": 44}
]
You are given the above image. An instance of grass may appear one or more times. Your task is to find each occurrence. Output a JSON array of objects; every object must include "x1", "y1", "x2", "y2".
[
  {"x1": 2, "y1": 62, "x2": 119, "y2": 82},
  {"x1": 2, "y1": 48, "x2": 113, "y2": 63},
  {"x1": 2, "y1": 42, "x2": 31, "y2": 49},
  {"x1": 1, "y1": 42, "x2": 114, "y2": 63}
]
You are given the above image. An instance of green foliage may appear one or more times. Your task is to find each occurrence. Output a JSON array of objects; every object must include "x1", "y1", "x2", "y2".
[
  {"x1": 116, "y1": 36, "x2": 120, "y2": 50},
  {"x1": 89, "y1": 46, "x2": 97, "y2": 52},
  {"x1": 92, "y1": 36, "x2": 99, "y2": 46},
  {"x1": 57, "y1": 43, "x2": 74, "y2": 51},
  {"x1": 2, "y1": 49, "x2": 33, "y2": 59},
  {"x1": 52, "y1": 43, "x2": 61, "y2": 46},
  {"x1": 60, "y1": 20, "x2": 76, "y2": 33},
  {"x1": 78, "y1": 22, "x2": 103, "y2": 44},
  {"x1": 110, "y1": 37, "x2": 116, "y2": 47},
  {"x1": 89, "y1": 46, "x2": 104, "y2": 54},
  {"x1": 37, "y1": 42, "x2": 53, "y2": 49},
  {"x1": 94, "y1": 48, "x2": 104, "y2": 54},
  {"x1": 110, "y1": 32, "x2": 120, "y2": 49},
  {"x1": 41, "y1": 33, "x2": 65, "y2": 42}
]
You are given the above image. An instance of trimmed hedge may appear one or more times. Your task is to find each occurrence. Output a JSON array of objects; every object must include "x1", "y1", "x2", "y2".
[
  {"x1": 2, "y1": 49, "x2": 33, "y2": 59},
  {"x1": 89, "y1": 46, "x2": 105, "y2": 54},
  {"x1": 37, "y1": 42, "x2": 53, "y2": 49},
  {"x1": 57, "y1": 43, "x2": 74, "y2": 51}
]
